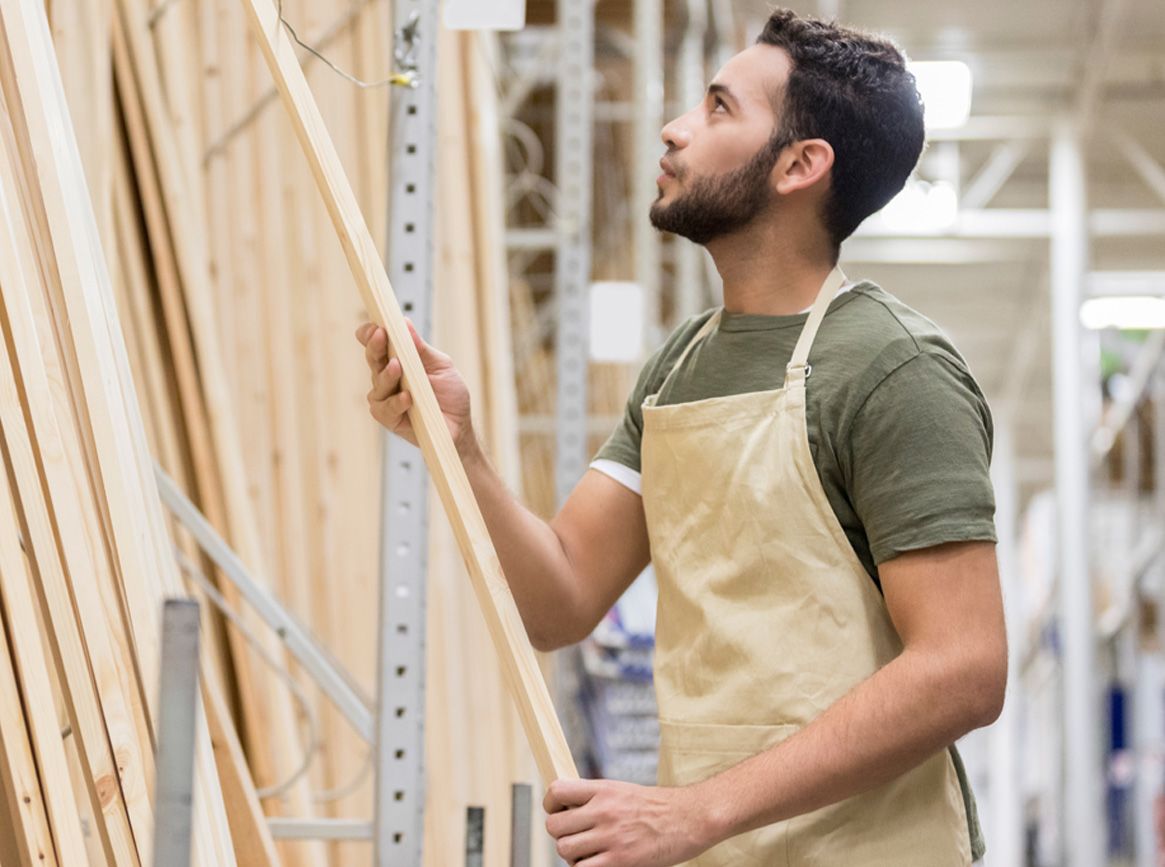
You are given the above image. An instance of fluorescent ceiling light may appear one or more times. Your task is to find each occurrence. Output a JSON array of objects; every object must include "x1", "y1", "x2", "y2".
[
  {"x1": 1080, "y1": 296, "x2": 1165, "y2": 330},
  {"x1": 909, "y1": 61, "x2": 973, "y2": 129},
  {"x1": 879, "y1": 179, "x2": 959, "y2": 233}
]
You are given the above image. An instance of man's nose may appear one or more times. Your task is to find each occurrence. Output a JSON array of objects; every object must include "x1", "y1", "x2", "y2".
[{"x1": 660, "y1": 115, "x2": 691, "y2": 150}]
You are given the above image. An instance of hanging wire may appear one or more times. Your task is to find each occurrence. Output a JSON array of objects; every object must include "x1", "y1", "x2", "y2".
[
  {"x1": 276, "y1": 0, "x2": 418, "y2": 90},
  {"x1": 203, "y1": 0, "x2": 414, "y2": 163},
  {"x1": 175, "y1": 548, "x2": 320, "y2": 800}
]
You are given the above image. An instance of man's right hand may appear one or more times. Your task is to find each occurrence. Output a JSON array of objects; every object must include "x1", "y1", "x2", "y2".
[{"x1": 355, "y1": 320, "x2": 475, "y2": 456}]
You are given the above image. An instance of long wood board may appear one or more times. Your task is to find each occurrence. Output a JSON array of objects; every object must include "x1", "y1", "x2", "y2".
[{"x1": 237, "y1": 0, "x2": 577, "y2": 784}]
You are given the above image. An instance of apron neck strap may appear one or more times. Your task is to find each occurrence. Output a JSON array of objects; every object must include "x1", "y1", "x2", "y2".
[
  {"x1": 786, "y1": 266, "x2": 847, "y2": 379},
  {"x1": 655, "y1": 309, "x2": 721, "y2": 396}
]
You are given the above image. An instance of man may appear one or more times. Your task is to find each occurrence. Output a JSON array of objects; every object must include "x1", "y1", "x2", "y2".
[{"x1": 356, "y1": 9, "x2": 1006, "y2": 866}]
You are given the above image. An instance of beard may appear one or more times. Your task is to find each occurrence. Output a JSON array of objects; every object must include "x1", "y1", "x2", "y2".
[{"x1": 649, "y1": 133, "x2": 789, "y2": 245}]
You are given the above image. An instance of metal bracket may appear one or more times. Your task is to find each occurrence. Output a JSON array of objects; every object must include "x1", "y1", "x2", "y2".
[{"x1": 156, "y1": 467, "x2": 374, "y2": 742}]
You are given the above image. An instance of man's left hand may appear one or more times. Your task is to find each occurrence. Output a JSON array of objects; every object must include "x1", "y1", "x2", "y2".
[{"x1": 543, "y1": 778, "x2": 716, "y2": 866}]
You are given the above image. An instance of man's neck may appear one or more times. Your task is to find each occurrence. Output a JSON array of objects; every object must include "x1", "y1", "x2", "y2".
[{"x1": 706, "y1": 220, "x2": 837, "y2": 316}]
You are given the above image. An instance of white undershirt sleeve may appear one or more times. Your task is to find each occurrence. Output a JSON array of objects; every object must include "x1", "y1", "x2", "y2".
[{"x1": 589, "y1": 459, "x2": 642, "y2": 496}]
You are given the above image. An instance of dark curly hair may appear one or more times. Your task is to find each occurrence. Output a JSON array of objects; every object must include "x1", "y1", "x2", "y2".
[{"x1": 757, "y1": 9, "x2": 925, "y2": 249}]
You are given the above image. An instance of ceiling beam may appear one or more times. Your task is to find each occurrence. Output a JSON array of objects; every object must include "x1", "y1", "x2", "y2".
[
  {"x1": 855, "y1": 208, "x2": 1165, "y2": 239},
  {"x1": 926, "y1": 116, "x2": 1050, "y2": 142},
  {"x1": 1112, "y1": 130, "x2": 1165, "y2": 206},
  {"x1": 841, "y1": 238, "x2": 1034, "y2": 264},
  {"x1": 962, "y1": 142, "x2": 1031, "y2": 210},
  {"x1": 1076, "y1": 0, "x2": 1134, "y2": 129}
]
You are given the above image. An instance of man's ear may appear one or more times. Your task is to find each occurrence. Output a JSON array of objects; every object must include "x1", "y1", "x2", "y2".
[{"x1": 773, "y1": 138, "x2": 834, "y2": 196}]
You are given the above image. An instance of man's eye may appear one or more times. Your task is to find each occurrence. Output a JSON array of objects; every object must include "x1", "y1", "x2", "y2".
[{"x1": 712, "y1": 97, "x2": 727, "y2": 112}]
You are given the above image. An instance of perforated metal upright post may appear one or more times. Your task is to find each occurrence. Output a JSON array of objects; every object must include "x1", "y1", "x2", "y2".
[
  {"x1": 633, "y1": 0, "x2": 663, "y2": 343},
  {"x1": 674, "y1": 0, "x2": 708, "y2": 323},
  {"x1": 554, "y1": 0, "x2": 594, "y2": 507},
  {"x1": 375, "y1": 3, "x2": 439, "y2": 862}
]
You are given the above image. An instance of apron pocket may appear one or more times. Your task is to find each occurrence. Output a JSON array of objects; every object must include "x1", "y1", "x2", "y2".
[{"x1": 658, "y1": 719, "x2": 797, "y2": 867}]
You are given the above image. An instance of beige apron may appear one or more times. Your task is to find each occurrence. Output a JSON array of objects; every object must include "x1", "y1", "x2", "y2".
[{"x1": 640, "y1": 268, "x2": 972, "y2": 866}]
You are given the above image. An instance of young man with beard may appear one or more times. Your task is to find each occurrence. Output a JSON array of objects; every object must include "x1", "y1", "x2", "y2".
[{"x1": 356, "y1": 9, "x2": 1005, "y2": 866}]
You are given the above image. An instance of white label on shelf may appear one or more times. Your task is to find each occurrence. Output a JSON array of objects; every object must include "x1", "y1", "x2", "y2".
[
  {"x1": 443, "y1": 0, "x2": 526, "y2": 31},
  {"x1": 589, "y1": 281, "x2": 645, "y2": 363}
]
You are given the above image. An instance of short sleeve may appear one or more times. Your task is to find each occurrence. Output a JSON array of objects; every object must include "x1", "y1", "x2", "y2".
[
  {"x1": 591, "y1": 312, "x2": 713, "y2": 474},
  {"x1": 592, "y1": 355, "x2": 655, "y2": 474},
  {"x1": 842, "y1": 352, "x2": 997, "y2": 564}
]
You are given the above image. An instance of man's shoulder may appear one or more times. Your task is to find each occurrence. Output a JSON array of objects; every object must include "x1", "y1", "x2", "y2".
[
  {"x1": 825, "y1": 281, "x2": 975, "y2": 378},
  {"x1": 811, "y1": 281, "x2": 984, "y2": 429}
]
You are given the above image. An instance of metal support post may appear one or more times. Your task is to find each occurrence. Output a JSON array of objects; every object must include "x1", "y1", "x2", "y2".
[
  {"x1": 554, "y1": 0, "x2": 594, "y2": 506},
  {"x1": 633, "y1": 0, "x2": 664, "y2": 340},
  {"x1": 1143, "y1": 365, "x2": 1165, "y2": 867},
  {"x1": 988, "y1": 418, "x2": 1025, "y2": 867},
  {"x1": 376, "y1": 2, "x2": 439, "y2": 862},
  {"x1": 465, "y1": 807, "x2": 485, "y2": 867},
  {"x1": 673, "y1": 0, "x2": 708, "y2": 323},
  {"x1": 1049, "y1": 117, "x2": 1104, "y2": 867},
  {"x1": 510, "y1": 784, "x2": 533, "y2": 867},
  {"x1": 153, "y1": 599, "x2": 202, "y2": 867},
  {"x1": 551, "y1": 10, "x2": 595, "y2": 867},
  {"x1": 1157, "y1": 366, "x2": 1165, "y2": 545}
]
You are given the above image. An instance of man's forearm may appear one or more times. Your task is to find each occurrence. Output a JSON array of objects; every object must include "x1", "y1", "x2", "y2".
[
  {"x1": 694, "y1": 647, "x2": 1001, "y2": 846},
  {"x1": 459, "y1": 434, "x2": 582, "y2": 649}
]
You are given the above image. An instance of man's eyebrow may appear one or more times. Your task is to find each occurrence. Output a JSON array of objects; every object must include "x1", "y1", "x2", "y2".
[{"x1": 707, "y1": 82, "x2": 738, "y2": 105}]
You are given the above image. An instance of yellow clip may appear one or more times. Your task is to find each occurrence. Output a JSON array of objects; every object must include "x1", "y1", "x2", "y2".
[{"x1": 390, "y1": 71, "x2": 419, "y2": 89}]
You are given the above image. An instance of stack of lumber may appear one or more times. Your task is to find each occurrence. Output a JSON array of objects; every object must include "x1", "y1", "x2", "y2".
[
  {"x1": 0, "y1": 0, "x2": 243, "y2": 863},
  {"x1": 0, "y1": 0, "x2": 557, "y2": 863}
]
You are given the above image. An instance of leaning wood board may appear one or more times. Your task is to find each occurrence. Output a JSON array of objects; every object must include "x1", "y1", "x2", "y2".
[
  {"x1": 0, "y1": 0, "x2": 236, "y2": 861},
  {"x1": 0, "y1": 480, "x2": 86, "y2": 867},
  {"x1": 237, "y1": 0, "x2": 577, "y2": 784},
  {"x1": 0, "y1": 115, "x2": 156, "y2": 863},
  {"x1": 0, "y1": 481, "x2": 76, "y2": 867}
]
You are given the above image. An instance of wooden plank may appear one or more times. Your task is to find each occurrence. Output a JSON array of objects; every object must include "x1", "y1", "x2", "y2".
[
  {"x1": 0, "y1": 586, "x2": 60, "y2": 867},
  {"x1": 109, "y1": 140, "x2": 233, "y2": 700},
  {"x1": 0, "y1": 140, "x2": 157, "y2": 863},
  {"x1": 0, "y1": 0, "x2": 167, "y2": 723},
  {"x1": 110, "y1": 8, "x2": 325, "y2": 849},
  {"x1": 238, "y1": 0, "x2": 577, "y2": 786},
  {"x1": 0, "y1": 129, "x2": 139, "y2": 866},
  {"x1": 463, "y1": 32, "x2": 522, "y2": 490},
  {"x1": 0, "y1": 2, "x2": 236, "y2": 862},
  {"x1": 202, "y1": 677, "x2": 279, "y2": 867},
  {"x1": 110, "y1": 17, "x2": 259, "y2": 774},
  {"x1": 0, "y1": 420, "x2": 89, "y2": 867}
]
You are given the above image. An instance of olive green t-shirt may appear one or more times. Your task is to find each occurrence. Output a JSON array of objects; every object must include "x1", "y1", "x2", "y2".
[
  {"x1": 594, "y1": 280, "x2": 994, "y2": 860},
  {"x1": 595, "y1": 281, "x2": 997, "y2": 584}
]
